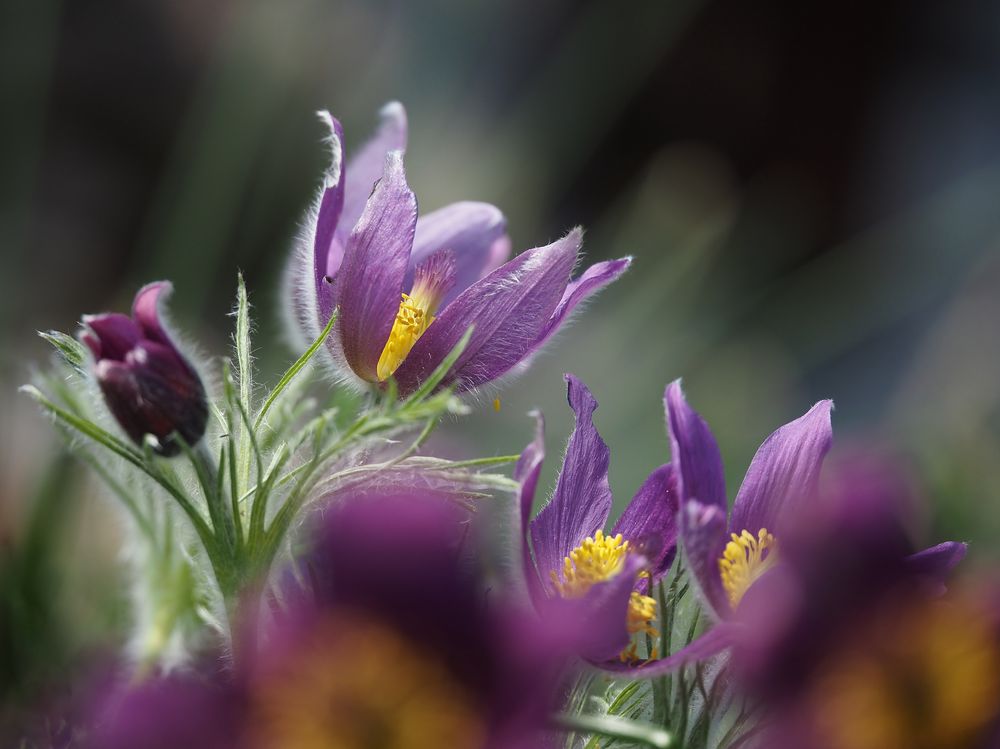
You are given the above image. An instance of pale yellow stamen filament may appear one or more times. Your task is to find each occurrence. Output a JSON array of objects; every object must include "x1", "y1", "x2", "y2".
[{"x1": 377, "y1": 292, "x2": 437, "y2": 381}]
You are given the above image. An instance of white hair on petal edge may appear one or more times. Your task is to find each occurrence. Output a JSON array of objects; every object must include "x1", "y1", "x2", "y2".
[
  {"x1": 279, "y1": 205, "x2": 321, "y2": 354},
  {"x1": 279, "y1": 208, "x2": 367, "y2": 394},
  {"x1": 277, "y1": 113, "x2": 368, "y2": 392},
  {"x1": 316, "y1": 110, "x2": 343, "y2": 189}
]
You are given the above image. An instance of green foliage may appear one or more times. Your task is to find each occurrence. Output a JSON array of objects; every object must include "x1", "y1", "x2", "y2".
[
  {"x1": 24, "y1": 277, "x2": 516, "y2": 668},
  {"x1": 564, "y1": 558, "x2": 753, "y2": 749}
]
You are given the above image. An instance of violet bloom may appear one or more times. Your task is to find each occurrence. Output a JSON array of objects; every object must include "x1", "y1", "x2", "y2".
[
  {"x1": 92, "y1": 493, "x2": 574, "y2": 749},
  {"x1": 730, "y1": 460, "x2": 979, "y2": 749},
  {"x1": 287, "y1": 103, "x2": 630, "y2": 396},
  {"x1": 626, "y1": 384, "x2": 967, "y2": 678},
  {"x1": 82, "y1": 282, "x2": 207, "y2": 457},
  {"x1": 664, "y1": 380, "x2": 834, "y2": 621},
  {"x1": 517, "y1": 374, "x2": 679, "y2": 667}
]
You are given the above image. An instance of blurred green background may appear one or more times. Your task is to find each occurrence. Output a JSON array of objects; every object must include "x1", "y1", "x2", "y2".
[{"x1": 3, "y1": 0, "x2": 1000, "y2": 729}]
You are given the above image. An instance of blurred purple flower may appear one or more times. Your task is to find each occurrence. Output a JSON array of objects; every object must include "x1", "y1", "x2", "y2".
[
  {"x1": 82, "y1": 282, "x2": 207, "y2": 457},
  {"x1": 286, "y1": 103, "x2": 631, "y2": 396},
  {"x1": 518, "y1": 374, "x2": 679, "y2": 667},
  {"x1": 92, "y1": 493, "x2": 573, "y2": 749},
  {"x1": 730, "y1": 459, "x2": 981, "y2": 749}
]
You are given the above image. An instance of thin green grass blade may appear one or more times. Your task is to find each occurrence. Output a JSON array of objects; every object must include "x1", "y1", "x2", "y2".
[
  {"x1": 254, "y1": 309, "x2": 337, "y2": 432},
  {"x1": 21, "y1": 385, "x2": 144, "y2": 467},
  {"x1": 234, "y1": 273, "x2": 253, "y2": 496}
]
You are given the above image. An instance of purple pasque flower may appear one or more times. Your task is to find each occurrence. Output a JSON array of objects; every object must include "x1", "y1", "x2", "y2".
[
  {"x1": 286, "y1": 103, "x2": 631, "y2": 396},
  {"x1": 82, "y1": 282, "x2": 207, "y2": 457},
  {"x1": 729, "y1": 459, "x2": 979, "y2": 749},
  {"x1": 518, "y1": 374, "x2": 680, "y2": 667},
  {"x1": 664, "y1": 380, "x2": 834, "y2": 622},
  {"x1": 614, "y1": 386, "x2": 968, "y2": 682},
  {"x1": 92, "y1": 492, "x2": 573, "y2": 749}
]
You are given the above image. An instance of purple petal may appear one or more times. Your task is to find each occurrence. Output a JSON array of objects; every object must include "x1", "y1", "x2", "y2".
[
  {"x1": 486, "y1": 234, "x2": 512, "y2": 272},
  {"x1": 529, "y1": 375, "x2": 613, "y2": 590},
  {"x1": 336, "y1": 151, "x2": 417, "y2": 382},
  {"x1": 130, "y1": 281, "x2": 172, "y2": 346},
  {"x1": 94, "y1": 674, "x2": 243, "y2": 749},
  {"x1": 409, "y1": 202, "x2": 511, "y2": 304},
  {"x1": 546, "y1": 554, "x2": 647, "y2": 663},
  {"x1": 81, "y1": 313, "x2": 141, "y2": 361},
  {"x1": 392, "y1": 229, "x2": 580, "y2": 395},
  {"x1": 515, "y1": 411, "x2": 547, "y2": 605},
  {"x1": 515, "y1": 411, "x2": 546, "y2": 535},
  {"x1": 107, "y1": 341, "x2": 207, "y2": 455},
  {"x1": 906, "y1": 541, "x2": 967, "y2": 585},
  {"x1": 664, "y1": 381, "x2": 727, "y2": 513},
  {"x1": 598, "y1": 623, "x2": 737, "y2": 678},
  {"x1": 680, "y1": 499, "x2": 731, "y2": 620},
  {"x1": 312, "y1": 111, "x2": 345, "y2": 321},
  {"x1": 729, "y1": 400, "x2": 833, "y2": 535},
  {"x1": 338, "y1": 101, "x2": 408, "y2": 244},
  {"x1": 531, "y1": 256, "x2": 632, "y2": 353},
  {"x1": 611, "y1": 464, "x2": 679, "y2": 586}
]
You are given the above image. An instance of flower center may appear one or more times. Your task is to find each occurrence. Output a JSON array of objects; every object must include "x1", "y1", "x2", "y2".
[
  {"x1": 252, "y1": 614, "x2": 484, "y2": 749},
  {"x1": 376, "y1": 293, "x2": 435, "y2": 381},
  {"x1": 376, "y1": 250, "x2": 455, "y2": 382},
  {"x1": 718, "y1": 528, "x2": 777, "y2": 607},
  {"x1": 551, "y1": 530, "x2": 658, "y2": 661}
]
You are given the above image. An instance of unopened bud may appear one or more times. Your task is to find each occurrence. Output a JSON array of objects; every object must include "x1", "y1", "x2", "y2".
[{"x1": 82, "y1": 282, "x2": 207, "y2": 457}]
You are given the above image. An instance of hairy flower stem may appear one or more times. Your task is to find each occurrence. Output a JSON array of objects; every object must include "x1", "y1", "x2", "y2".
[{"x1": 194, "y1": 442, "x2": 238, "y2": 553}]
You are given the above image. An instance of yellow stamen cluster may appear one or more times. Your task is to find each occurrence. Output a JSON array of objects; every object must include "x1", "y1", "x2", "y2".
[
  {"x1": 719, "y1": 528, "x2": 777, "y2": 607},
  {"x1": 377, "y1": 292, "x2": 436, "y2": 381},
  {"x1": 551, "y1": 530, "x2": 658, "y2": 662},
  {"x1": 251, "y1": 615, "x2": 484, "y2": 749},
  {"x1": 551, "y1": 530, "x2": 629, "y2": 596},
  {"x1": 620, "y1": 590, "x2": 660, "y2": 663}
]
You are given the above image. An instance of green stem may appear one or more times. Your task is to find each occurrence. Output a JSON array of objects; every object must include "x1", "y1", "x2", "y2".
[
  {"x1": 235, "y1": 274, "x2": 254, "y2": 500},
  {"x1": 189, "y1": 441, "x2": 238, "y2": 555},
  {"x1": 551, "y1": 713, "x2": 675, "y2": 748}
]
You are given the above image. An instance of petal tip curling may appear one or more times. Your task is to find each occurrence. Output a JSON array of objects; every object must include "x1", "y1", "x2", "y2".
[
  {"x1": 131, "y1": 281, "x2": 173, "y2": 338},
  {"x1": 315, "y1": 110, "x2": 344, "y2": 189},
  {"x1": 378, "y1": 100, "x2": 408, "y2": 132}
]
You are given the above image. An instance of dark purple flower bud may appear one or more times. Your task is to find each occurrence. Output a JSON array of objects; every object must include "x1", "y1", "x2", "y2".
[{"x1": 82, "y1": 282, "x2": 207, "y2": 457}]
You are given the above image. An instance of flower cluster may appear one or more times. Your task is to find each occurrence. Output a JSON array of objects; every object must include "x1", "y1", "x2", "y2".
[{"x1": 21, "y1": 102, "x2": 995, "y2": 749}]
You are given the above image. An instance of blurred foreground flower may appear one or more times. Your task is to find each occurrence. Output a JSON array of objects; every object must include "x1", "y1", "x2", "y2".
[
  {"x1": 286, "y1": 103, "x2": 630, "y2": 396},
  {"x1": 92, "y1": 494, "x2": 572, "y2": 749},
  {"x1": 81, "y1": 282, "x2": 207, "y2": 456},
  {"x1": 731, "y1": 459, "x2": 979, "y2": 749}
]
